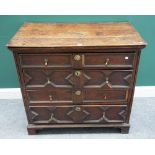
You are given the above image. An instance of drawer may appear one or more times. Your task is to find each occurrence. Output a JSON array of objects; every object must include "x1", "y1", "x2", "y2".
[
  {"x1": 26, "y1": 89, "x2": 73, "y2": 104},
  {"x1": 29, "y1": 105, "x2": 127, "y2": 124},
  {"x1": 22, "y1": 69, "x2": 74, "y2": 89},
  {"x1": 19, "y1": 53, "x2": 135, "y2": 69},
  {"x1": 83, "y1": 53, "x2": 135, "y2": 68},
  {"x1": 83, "y1": 70, "x2": 133, "y2": 88},
  {"x1": 26, "y1": 88, "x2": 128, "y2": 105},
  {"x1": 83, "y1": 89, "x2": 128, "y2": 103},
  {"x1": 22, "y1": 69, "x2": 133, "y2": 89},
  {"x1": 19, "y1": 54, "x2": 72, "y2": 68}
]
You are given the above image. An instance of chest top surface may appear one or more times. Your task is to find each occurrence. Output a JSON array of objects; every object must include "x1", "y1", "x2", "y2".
[{"x1": 7, "y1": 22, "x2": 146, "y2": 48}]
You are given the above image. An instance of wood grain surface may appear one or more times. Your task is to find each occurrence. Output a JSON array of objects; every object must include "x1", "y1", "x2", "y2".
[{"x1": 7, "y1": 22, "x2": 147, "y2": 48}]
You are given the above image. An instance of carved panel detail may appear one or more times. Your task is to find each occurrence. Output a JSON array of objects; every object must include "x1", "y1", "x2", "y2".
[
  {"x1": 66, "y1": 106, "x2": 90, "y2": 123},
  {"x1": 30, "y1": 110, "x2": 39, "y2": 121},
  {"x1": 84, "y1": 106, "x2": 125, "y2": 123},
  {"x1": 84, "y1": 70, "x2": 132, "y2": 88},
  {"x1": 23, "y1": 69, "x2": 73, "y2": 88},
  {"x1": 46, "y1": 107, "x2": 73, "y2": 123},
  {"x1": 118, "y1": 109, "x2": 126, "y2": 120},
  {"x1": 65, "y1": 73, "x2": 74, "y2": 85},
  {"x1": 29, "y1": 106, "x2": 126, "y2": 124},
  {"x1": 24, "y1": 72, "x2": 32, "y2": 85}
]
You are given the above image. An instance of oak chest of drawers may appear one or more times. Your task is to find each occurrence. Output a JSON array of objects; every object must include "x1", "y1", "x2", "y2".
[{"x1": 7, "y1": 22, "x2": 146, "y2": 134}]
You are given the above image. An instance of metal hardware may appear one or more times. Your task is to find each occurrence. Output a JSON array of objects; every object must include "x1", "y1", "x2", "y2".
[
  {"x1": 75, "y1": 106, "x2": 81, "y2": 111},
  {"x1": 44, "y1": 58, "x2": 48, "y2": 66},
  {"x1": 49, "y1": 95, "x2": 52, "y2": 101},
  {"x1": 105, "y1": 77, "x2": 112, "y2": 88},
  {"x1": 47, "y1": 78, "x2": 51, "y2": 84},
  {"x1": 106, "y1": 80, "x2": 109, "y2": 84},
  {"x1": 105, "y1": 80, "x2": 109, "y2": 84},
  {"x1": 104, "y1": 96, "x2": 107, "y2": 100},
  {"x1": 105, "y1": 77, "x2": 109, "y2": 84},
  {"x1": 75, "y1": 71, "x2": 81, "y2": 76},
  {"x1": 74, "y1": 55, "x2": 81, "y2": 61},
  {"x1": 125, "y1": 56, "x2": 129, "y2": 60},
  {"x1": 105, "y1": 58, "x2": 110, "y2": 66},
  {"x1": 75, "y1": 90, "x2": 81, "y2": 96}
]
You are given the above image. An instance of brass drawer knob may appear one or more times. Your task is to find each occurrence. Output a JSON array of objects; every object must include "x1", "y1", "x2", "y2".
[
  {"x1": 106, "y1": 80, "x2": 109, "y2": 84},
  {"x1": 75, "y1": 71, "x2": 81, "y2": 76},
  {"x1": 75, "y1": 90, "x2": 81, "y2": 96},
  {"x1": 75, "y1": 106, "x2": 81, "y2": 111},
  {"x1": 44, "y1": 58, "x2": 48, "y2": 66},
  {"x1": 105, "y1": 58, "x2": 110, "y2": 66},
  {"x1": 74, "y1": 55, "x2": 81, "y2": 61},
  {"x1": 125, "y1": 56, "x2": 129, "y2": 60}
]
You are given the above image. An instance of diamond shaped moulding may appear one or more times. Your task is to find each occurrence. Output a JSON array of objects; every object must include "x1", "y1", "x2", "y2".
[
  {"x1": 65, "y1": 73, "x2": 74, "y2": 85},
  {"x1": 67, "y1": 106, "x2": 90, "y2": 123}
]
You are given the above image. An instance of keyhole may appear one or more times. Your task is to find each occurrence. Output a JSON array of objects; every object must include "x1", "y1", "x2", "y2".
[{"x1": 106, "y1": 77, "x2": 109, "y2": 83}]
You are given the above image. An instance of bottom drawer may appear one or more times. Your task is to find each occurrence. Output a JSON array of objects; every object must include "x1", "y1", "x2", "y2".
[{"x1": 29, "y1": 105, "x2": 127, "y2": 124}]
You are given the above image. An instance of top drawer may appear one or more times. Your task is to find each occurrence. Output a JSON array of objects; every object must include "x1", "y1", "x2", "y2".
[
  {"x1": 19, "y1": 54, "x2": 72, "y2": 68},
  {"x1": 83, "y1": 53, "x2": 135, "y2": 68},
  {"x1": 19, "y1": 52, "x2": 135, "y2": 69}
]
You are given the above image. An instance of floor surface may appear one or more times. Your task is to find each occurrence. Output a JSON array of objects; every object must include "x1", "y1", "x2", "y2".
[{"x1": 0, "y1": 98, "x2": 155, "y2": 139}]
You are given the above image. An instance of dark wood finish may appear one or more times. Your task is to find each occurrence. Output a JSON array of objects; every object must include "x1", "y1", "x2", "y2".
[
  {"x1": 29, "y1": 105, "x2": 127, "y2": 124},
  {"x1": 7, "y1": 22, "x2": 146, "y2": 134},
  {"x1": 120, "y1": 126, "x2": 130, "y2": 134},
  {"x1": 27, "y1": 127, "x2": 37, "y2": 135},
  {"x1": 83, "y1": 53, "x2": 135, "y2": 68},
  {"x1": 20, "y1": 54, "x2": 72, "y2": 68}
]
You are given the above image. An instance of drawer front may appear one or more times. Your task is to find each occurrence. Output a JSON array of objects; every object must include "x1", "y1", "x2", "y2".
[
  {"x1": 23, "y1": 69, "x2": 131, "y2": 104},
  {"x1": 26, "y1": 89, "x2": 128, "y2": 105},
  {"x1": 22, "y1": 69, "x2": 133, "y2": 89},
  {"x1": 19, "y1": 53, "x2": 135, "y2": 69},
  {"x1": 22, "y1": 69, "x2": 74, "y2": 89},
  {"x1": 26, "y1": 89, "x2": 73, "y2": 104},
  {"x1": 20, "y1": 54, "x2": 72, "y2": 68},
  {"x1": 29, "y1": 105, "x2": 127, "y2": 124},
  {"x1": 83, "y1": 89, "x2": 128, "y2": 103},
  {"x1": 84, "y1": 53, "x2": 135, "y2": 68},
  {"x1": 83, "y1": 70, "x2": 133, "y2": 88}
]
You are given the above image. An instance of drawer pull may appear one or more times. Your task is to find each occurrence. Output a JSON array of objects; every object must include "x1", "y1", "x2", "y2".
[
  {"x1": 104, "y1": 96, "x2": 107, "y2": 100},
  {"x1": 47, "y1": 78, "x2": 51, "y2": 84},
  {"x1": 105, "y1": 58, "x2": 110, "y2": 66},
  {"x1": 44, "y1": 58, "x2": 48, "y2": 66},
  {"x1": 74, "y1": 55, "x2": 81, "y2": 61},
  {"x1": 49, "y1": 95, "x2": 52, "y2": 101},
  {"x1": 75, "y1": 71, "x2": 81, "y2": 76},
  {"x1": 75, "y1": 90, "x2": 81, "y2": 96},
  {"x1": 75, "y1": 106, "x2": 81, "y2": 111}
]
